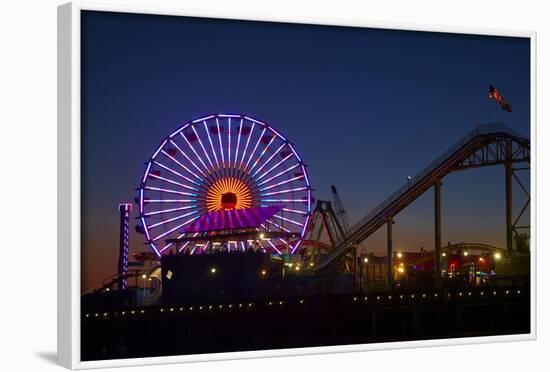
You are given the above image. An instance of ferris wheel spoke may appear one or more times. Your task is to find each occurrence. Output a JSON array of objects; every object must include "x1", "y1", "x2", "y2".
[
  {"x1": 238, "y1": 122, "x2": 255, "y2": 170},
  {"x1": 259, "y1": 175, "x2": 305, "y2": 192},
  {"x1": 228, "y1": 117, "x2": 232, "y2": 174},
  {"x1": 191, "y1": 125, "x2": 215, "y2": 172},
  {"x1": 153, "y1": 161, "x2": 202, "y2": 187},
  {"x1": 170, "y1": 140, "x2": 208, "y2": 179},
  {"x1": 251, "y1": 142, "x2": 286, "y2": 178},
  {"x1": 300, "y1": 214, "x2": 310, "y2": 237},
  {"x1": 147, "y1": 210, "x2": 198, "y2": 229},
  {"x1": 179, "y1": 132, "x2": 211, "y2": 176},
  {"x1": 282, "y1": 207, "x2": 308, "y2": 216},
  {"x1": 263, "y1": 220, "x2": 290, "y2": 233},
  {"x1": 256, "y1": 163, "x2": 300, "y2": 187},
  {"x1": 142, "y1": 199, "x2": 196, "y2": 203},
  {"x1": 144, "y1": 186, "x2": 197, "y2": 197},
  {"x1": 189, "y1": 238, "x2": 207, "y2": 255},
  {"x1": 216, "y1": 118, "x2": 225, "y2": 171},
  {"x1": 162, "y1": 147, "x2": 204, "y2": 182},
  {"x1": 261, "y1": 198, "x2": 306, "y2": 203},
  {"x1": 273, "y1": 214, "x2": 304, "y2": 227},
  {"x1": 290, "y1": 239, "x2": 303, "y2": 254},
  {"x1": 151, "y1": 215, "x2": 200, "y2": 242},
  {"x1": 243, "y1": 127, "x2": 266, "y2": 172},
  {"x1": 254, "y1": 153, "x2": 294, "y2": 182},
  {"x1": 203, "y1": 121, "x2": 220, "y2": 171},
  {"x1": 159, "y1": 232, "x2": 199, "y2": 254},
  {"x1": 248, "y1": 135, "x2": 276, "y2": 175},
  {"x1": 148, "y1": 173, "x2": 199, "y2": 191},
  {"x1": 144, "y1": 205, "x2": 196, "y2": 217},
  {"x1": 266, "y1": 239, "x2": 281, "y2": 254},
  {"x1": 233, "y1": 119, "x2": 243, "y2": 170},
  {"x1": 261, "y1": 186, "x2": 308, "y2": 197}
]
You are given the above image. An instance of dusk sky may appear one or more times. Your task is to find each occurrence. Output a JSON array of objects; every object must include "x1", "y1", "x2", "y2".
[{"x1": 81, "y1": 11, "x2": 530, "y2": 291}]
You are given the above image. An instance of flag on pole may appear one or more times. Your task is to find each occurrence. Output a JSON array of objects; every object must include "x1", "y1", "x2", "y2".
[{"x1": 488, "y1": 85, "x2": 512, "y2": 112}]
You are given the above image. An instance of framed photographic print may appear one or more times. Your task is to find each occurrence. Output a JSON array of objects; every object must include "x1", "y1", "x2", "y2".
[{"x1": 58, "y1": 1, "x2": 536, "y2": 369}]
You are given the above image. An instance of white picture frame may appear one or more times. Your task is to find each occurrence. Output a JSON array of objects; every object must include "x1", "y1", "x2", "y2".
[{"x1": 58, "y1": 1, "x2": 537, "y2": 369}]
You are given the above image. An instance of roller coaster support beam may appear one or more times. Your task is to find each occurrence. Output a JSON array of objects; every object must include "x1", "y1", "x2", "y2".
[
  {"x1": 434, "y1": 179, "x2": 442, "y2": 286},
  {"x1": 386, "y1": 219, "x2": 393, "y2": 287},
  {"x1": 505, "y1": 139, "x2": 513, "y2": 253}
]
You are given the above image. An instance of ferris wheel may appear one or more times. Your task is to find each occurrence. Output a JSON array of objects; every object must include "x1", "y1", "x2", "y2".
[{"x1": 138, "y1": 114, "x2": 312, "y2": 257}]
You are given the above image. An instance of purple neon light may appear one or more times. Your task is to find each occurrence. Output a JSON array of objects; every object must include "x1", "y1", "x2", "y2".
[
  {"x1": 216, "y1": 118, "x2": 225, "y2": 166},
  {"x1": 300, "y1": 214, "x2": 310, "y2": 237},
  {"x1": 148, "y1": 173, "x2": 199, "y2": 191},
  {"x1": 142, "y1": 162, "x2": 152, "y2": 184},
  {"x1": 266, "y1": 239, "x2": 281, "y2": 254},
  {"x1": 166, "y1": 144, "x2": 206, "y2": 181},
  {"x1": 266, "y1": 126, "x2": 286, "y2": 140},
  {"x1": 243, "y1": 127, "x2": 266, "y2": 171},
  {"x1": 228, "y1": 117, "x2": 232, "y2": 168},
  {"x1": 239, "y1": 122, "x2": 255, "y2": 169},
  {"x1": 182, "y1": 205, "x2": 284, "y2": 233},
  {"x1": 168, "y1": 123, "x2": 189, "y2": 138},
  {"x1": 202, "y1": 121, "x2": 220, "y2": 170},
  {"x1": 139, "y1": 188, "x2": 144, "y2": 214},
  {"x1": 162, "y1": 232, "x2": 198, "y2": 254},
  {"x1": 180, "y1": 132, "x2": 210, "y2": 174},
  {"x1": 189, "y1": 239, "x2": 205, "y2": 255},
  {"x1": 257, "y1": 163, "x2": 300, "y2": 187},
  {"x1": 259, "y1": 175, "x2": 305, "y2": 191},
  {"x1": 252, "y1": 142, "x2": 286, "y2": 178},
  {"x1": 144, "y1": 205, "x2": 196, "y2": 217},
  {"x1": 152, "y1": 139, "x2": 168, "y2": 159},
  {"x1": 168, "y1": 141, "x2": 207, "y2": 179},
  {"x1": 244, "y1": 116, "x2": 266, "y2": 126},
  {"x1": 262, "y1": 221, "x2": 290, "y2": 232},
  {"x1": 273, "y1": 214, "x2": 304, "y2": 227},
  {"x1": 143, "y1": 199, "x2": 196, "y2": 203},
  {"x1": 255, "y1": 153, "x2": 293, "y2": 181},
  {"x1": 288, "y1": 143, "x2": 303, "y2": 163},
  {"x1": 290, "y1": 239, "x2": 302, "y2": 254},
  {"x1": 248, "y1": 135, "x2": 276, "y2": 175},
  {"x1": 261, "y1": 186, "x2": 308, "y2": 196},
  {"x1": 160, "y1": 150, "x2": 203, "y2": 182},
  {"x1": 301, "y1": 164, "x2": 310, "y2": 186},
  {"x1": 218, "y1": 114, "x2": 241, "y2": 118},
  {"x1": 150, "y1": 243, "x2": 161, "y2": 257},
  {"x1": 234, "y1": 119, "x2": 243, "y2": 169},
  {"x1": 151, "y1": 215, "x2": 200, "y2": 242},
  {"x1": 261, "y1": 199, "x2": 305, "y2": 202},
  {"x1": 282, "y1": 207, "x2": 308, "y2": 215},
  {"x1": 192, "y1": 115, "x2": 215, "y2": 123},
  {"x1": 191, "y1": 125, "x2": 214, "y2": 170},
  {"x1": 148, "y1": 210, "x2": 198, "y2": 229},
  {"x1": 145, "y1": 186, "x2": 197, "y2": 197},
  {"x1": 141, "y1": 217, "x2": 151, "y2": 240},
  {"x1": 154, "y1": 161, "x2": 201, "y2": 186}
]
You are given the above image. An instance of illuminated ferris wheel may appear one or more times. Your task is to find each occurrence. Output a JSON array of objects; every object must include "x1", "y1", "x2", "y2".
[{"x1": 138, "y1": 114, "x2": 312, "y2": 257}]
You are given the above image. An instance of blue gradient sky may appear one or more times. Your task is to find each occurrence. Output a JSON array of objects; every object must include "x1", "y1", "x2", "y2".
[{"x1": 81, "y1": 11, "x2": 530, "y2": 291}]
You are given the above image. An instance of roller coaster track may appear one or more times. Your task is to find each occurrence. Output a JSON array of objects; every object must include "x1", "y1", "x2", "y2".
[{"x1": 316, "y1": 122, "x2": 530, "y2": 272}]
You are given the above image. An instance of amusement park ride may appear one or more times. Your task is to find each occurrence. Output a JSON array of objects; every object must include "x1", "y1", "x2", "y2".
[{"x1": 87, "y1": 112, "x2": 530, "y2": 298}]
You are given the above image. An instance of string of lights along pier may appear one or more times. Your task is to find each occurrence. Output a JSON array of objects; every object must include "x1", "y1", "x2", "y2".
[{"x1": 138, "y1": 114, "x2": 313, "y2": 257}]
